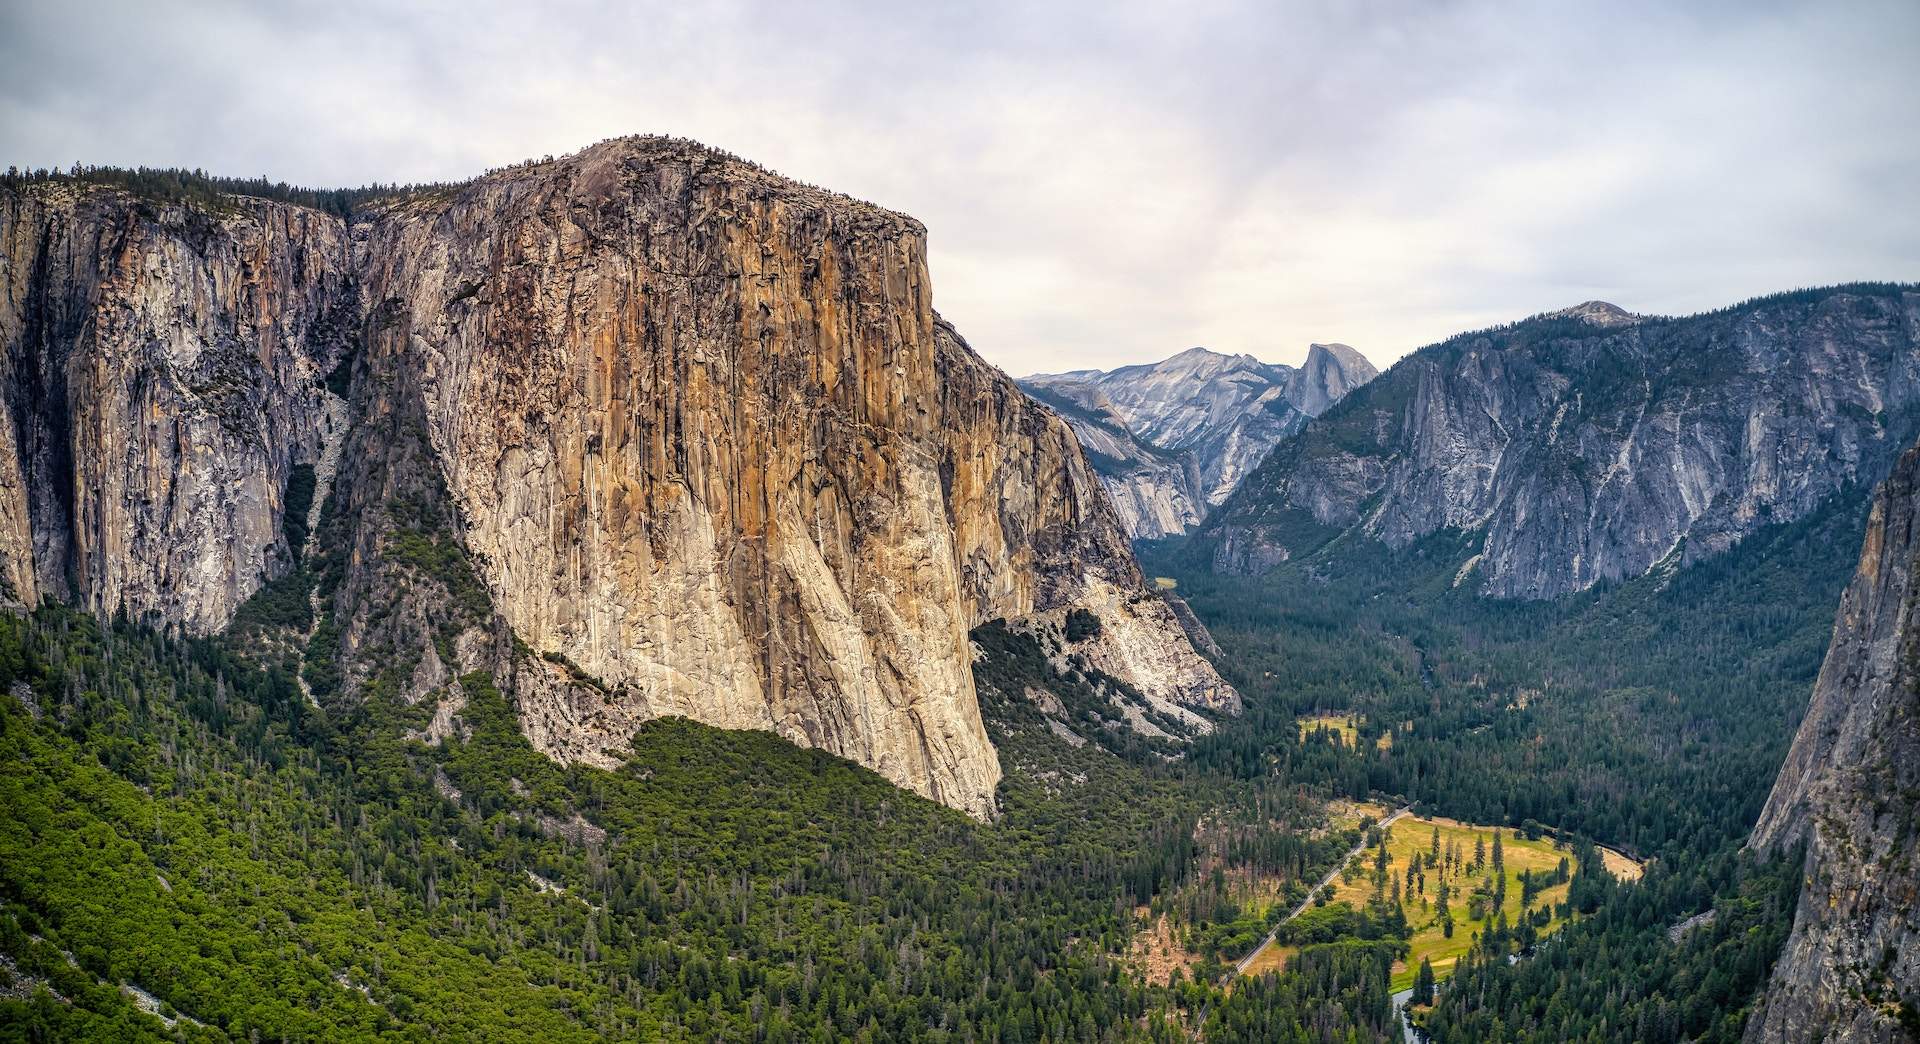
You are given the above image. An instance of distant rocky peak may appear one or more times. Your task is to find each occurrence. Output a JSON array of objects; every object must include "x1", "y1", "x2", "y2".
[
  {"x1": 1548, "y1": 300, "x2": 1640, "y2": 327},
  {"x1": 1305, "y1": 342, "x2": 1375, "y2": 374},
  {"x1": 1152, "y1": 346, "x2": 1280, "y2": 380},
  {"x1": 1291, "y1": 343, "x2": 1380, "y2": 416},
  {"x1": 1017, "y1": 340, "x2": 1377, "y2": 539}
]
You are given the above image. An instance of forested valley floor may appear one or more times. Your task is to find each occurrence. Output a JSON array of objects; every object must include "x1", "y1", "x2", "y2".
[{"x1": 0, "y1": 486, "x2": 1858, "y2": 1040}]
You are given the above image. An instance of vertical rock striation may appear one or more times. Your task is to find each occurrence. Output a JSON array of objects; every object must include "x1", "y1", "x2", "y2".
[
  {"x1": 1745, "y1": 441, "x2": 1920, "y2": 1043},
  {"x1": 356, "y1": 140, "x2": 1014, "y2": 813},
  {"x1": 350, "y1": 140, "x2": 1234, "y2": 815},
  {"x1": 1285, "y1": 342, "x2": 1377, "y2": 417},
  {"x1": 936, "y1": 320, "x2": 1237, "y2": 716},
  {"x1": 0, "y1": 183, "x2": 352, "y2": 631}
]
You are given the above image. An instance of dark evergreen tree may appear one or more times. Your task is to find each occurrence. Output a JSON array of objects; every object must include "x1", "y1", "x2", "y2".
[{"x1": 1412, "y1": 956, "x2": 1436, "y2": 1005}]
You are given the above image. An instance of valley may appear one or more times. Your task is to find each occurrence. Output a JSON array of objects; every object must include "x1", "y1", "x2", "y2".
[
  {"x1": 1296, "y1": 713, "x2": 1397, "y2": 752},
  {"x1": 5, "y1": 2, "x2": 1918, "y2": 1039},
  {"x1": 1229, "y1": 803, "x2": 1409, "y2": 980},
  {"x1": 0, "y1": 147, "x2": 1913, "y2": 1043}
]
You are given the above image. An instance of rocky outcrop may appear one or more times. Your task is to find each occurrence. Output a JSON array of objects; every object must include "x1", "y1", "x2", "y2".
[
  {"x1": 0, "y1": 183, "x2": 352, "y2": 631},
  {"x1": 1744, "y1": 441, "x2": 1920, "y2": 1043},
  {"x1": 0, "y1": 138, "x2": 1235, "y2": 818},
  {"x1": 1204, "y1": 289, "x2": 1920, "y2": 598},
  {"x1": 1020, "y1": 343, "x2": 1377, "y2": 538},
  {"x1": 1158, "y1": 589, "x2": 1223, "y2": 659}
]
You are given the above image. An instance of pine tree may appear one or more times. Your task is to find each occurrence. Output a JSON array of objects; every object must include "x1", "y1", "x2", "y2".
[{"x1": 1412, "y1": 957, "x2": 1436, "y2": 1006}]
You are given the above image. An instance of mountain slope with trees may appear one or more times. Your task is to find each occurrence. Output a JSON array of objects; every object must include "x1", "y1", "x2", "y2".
[{"x1": 1200, "y1": 287, "x2": 1920, "y2": 598}]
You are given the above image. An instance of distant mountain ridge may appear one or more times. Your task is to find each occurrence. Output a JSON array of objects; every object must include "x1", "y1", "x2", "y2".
[
  {"x1": 1199, "y1": 285, "x2": 1920, "y2": 598},
  {"x1": 1019, "y1": 343, "x2": 1377, "y2": 538}
]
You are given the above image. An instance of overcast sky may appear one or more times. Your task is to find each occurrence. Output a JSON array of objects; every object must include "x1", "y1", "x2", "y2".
[{"x1": 4, "y1": 0, "x2": 1916, "y2": 374}]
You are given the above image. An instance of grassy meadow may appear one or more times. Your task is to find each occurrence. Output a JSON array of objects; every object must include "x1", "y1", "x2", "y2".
[{"x1": 1325, "y1": 815, "x2": 1639, "y2": 990}]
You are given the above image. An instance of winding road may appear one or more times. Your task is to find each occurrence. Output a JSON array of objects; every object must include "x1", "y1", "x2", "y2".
[{"x1": 1231, "y1": 804, "x2": 1415, "y2": 977}]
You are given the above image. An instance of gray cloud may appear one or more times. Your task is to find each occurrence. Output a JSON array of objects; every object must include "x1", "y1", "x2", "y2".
[{"x1": 4, "y1": 0, "x2": 1916, "y2": 372}]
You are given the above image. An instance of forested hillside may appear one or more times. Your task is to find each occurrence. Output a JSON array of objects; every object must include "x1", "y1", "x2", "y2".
[
  {"x1": 0, "y1": 598, "x2": 1398, "y2": 1041},
  {"x1": 0, "y1": 389, "x2": 1858, "y2": 1041}
]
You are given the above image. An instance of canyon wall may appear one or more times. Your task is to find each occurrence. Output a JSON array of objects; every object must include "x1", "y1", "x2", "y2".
[
  {"x1": 0, "y1": 138, "x2": 1235, "y2": 817},
  {"x1": 1745, "y1": 441, "x2": 1920, "y2": 1043},
  {"x1": 1205, "y1": 292, "x2": 1920, "y2": 598},
  {"x1": 1020, "y1": 343, "x2": 1375, "y2": 538}
]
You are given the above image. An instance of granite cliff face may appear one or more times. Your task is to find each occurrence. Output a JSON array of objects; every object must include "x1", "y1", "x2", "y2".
[
  {"x1": 0, "y1": 183, "x2": 352, "y2": 631},
  {"x1": 1284, "y1": 341, "x2": 1377, "y2": 417},
  {"x1": 1204, "y1": 290, "x2": 1920, "y2": 597},
  {"x1": 1019, "y1": 343, "x2": 1376, "y2": 538},
  {"x1": 356, "y1": 144, "x2": 1012, "y2": 815},
  {"x1": 0, "y1": 138, "x2": 1234, "y2": 818},
  {"x1": 1744, "y1": 441, "x2": 1920, "y2": 1043}
]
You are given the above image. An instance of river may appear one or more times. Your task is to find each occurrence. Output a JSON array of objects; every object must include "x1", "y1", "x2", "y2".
[{"x1": 1390, "y1": 986, "x2": 1419, "y2": 1043}]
